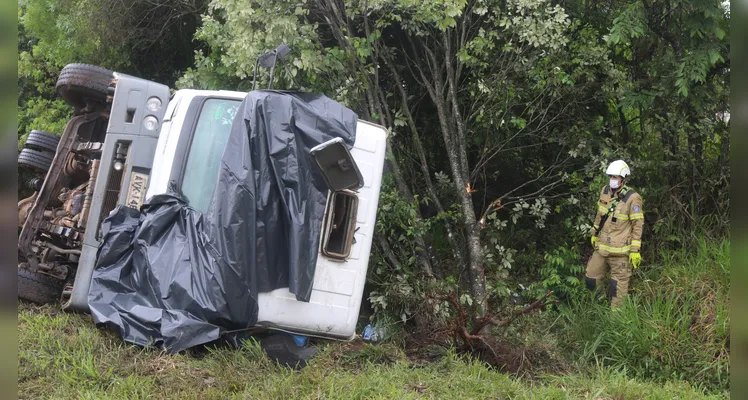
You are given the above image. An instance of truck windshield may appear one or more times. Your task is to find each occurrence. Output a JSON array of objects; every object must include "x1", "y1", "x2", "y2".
[{"x1": 181, "y1": 98, "x2": 242, "y2": 213}]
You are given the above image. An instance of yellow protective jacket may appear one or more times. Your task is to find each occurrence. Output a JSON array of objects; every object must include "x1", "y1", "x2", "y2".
[{"x1": 591, "y1": 185, "x2": 644, "y2": 256}]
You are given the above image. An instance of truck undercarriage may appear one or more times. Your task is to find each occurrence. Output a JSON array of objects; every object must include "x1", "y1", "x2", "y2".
[{"x1": 17, "y1": 64, "x2": 170, "y2": 308}]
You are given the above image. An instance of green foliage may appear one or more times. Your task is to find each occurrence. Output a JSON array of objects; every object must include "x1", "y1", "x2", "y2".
[
  {"x1": 374, "y1": 181, "x2": 430, "y2": 274},
  {"x1": 17, "y1": 52, "x2": 71, "y2": 149},
  {"x1": 499, "y1": 0, "x2": 571, "y2": 50},
  {"x1": 558, "y1": 238, "x2": 730, "y2": 394},
  {"x1": 17, "y1": 0, "x2": 210, "y2": 156},
  {"x1": 367, "y1": 180, "x2": 429, "y2": 325},
  {"x1": 179, "y1": 0, "x2": 339, "y2": 93},
  {"x1": 528, "y1": 246, "x2": 586, "y2": 302},
  {"x1": 176, "y1": 0, "x2": 728, "y2": 313},
  {"x1": 607, "y1": 2, "x2": 647, "y2": 45},
  {"x1": 20, "y1": 0, "x2": 126, "y2": 68}
]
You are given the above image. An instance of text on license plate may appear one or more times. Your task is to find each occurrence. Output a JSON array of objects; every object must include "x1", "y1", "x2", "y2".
[{"x1": 125, "y1": 171, "x2": 149, "y2": 210}]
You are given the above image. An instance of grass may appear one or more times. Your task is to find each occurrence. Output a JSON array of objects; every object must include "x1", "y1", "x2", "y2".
[
  {"x1": 554, "y1": 237, "x2": 730, "y2": 396},
  {"x1": 18, "y1": 236, "x2": 729, "y2": 399},
  {"x1": 19, "y1": 303, "x2": 724, "y2": 399}
]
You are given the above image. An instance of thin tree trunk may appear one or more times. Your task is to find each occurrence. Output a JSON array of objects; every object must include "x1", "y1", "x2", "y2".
[
  {"x1": 619, "y1": 107, "x2": 629, "y2": 144},
  {"x1": 409, "y1": 31, "x2": 487, "y2": 313},
  {"x1": 384, "y1": 142, "x2": 435, "y2": 278},
  {"x1": 427, "y1": 63, "x2": 486, "y2": 315},
  {"x1": 376, "y1": 232, "x2": 404, "y2": 273},
  {"x1": 381, "y1": 53, "x2": 465, "y2": 270},
  {"x1": 443, "y1": 31, "x2": 487, "y2": 314},
  {"x1": 719, "y1": 122, "x2": 729, "y2": 176},
  {"x1": 321, "y1": 2, "x2": 435, "y2": 278}
]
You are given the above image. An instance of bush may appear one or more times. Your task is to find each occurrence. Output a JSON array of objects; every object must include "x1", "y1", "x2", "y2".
[{"x1": 527, "y1": 245, "x2": 586, "y2": 303}]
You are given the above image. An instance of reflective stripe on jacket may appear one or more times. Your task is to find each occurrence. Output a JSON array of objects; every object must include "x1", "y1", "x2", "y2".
[{"x1": 591, "y1": 185, "x2": 644, "y2": 256}]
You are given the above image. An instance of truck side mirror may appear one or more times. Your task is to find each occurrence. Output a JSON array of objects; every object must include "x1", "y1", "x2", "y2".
[
  {"x1": 310, "y1": 138, "x2": 363, "y2": 260},
  {"x1": 252, "y1": 44, "x2": 292, "y2": 91}
]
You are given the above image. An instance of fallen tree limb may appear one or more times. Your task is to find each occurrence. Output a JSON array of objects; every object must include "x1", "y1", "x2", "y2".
[
  {"x1": 434, "y1": 289, "x2": 558, "y2": 351},
  {"x1": 472, "y1": 290, "x2": 557, "y2": 335}
]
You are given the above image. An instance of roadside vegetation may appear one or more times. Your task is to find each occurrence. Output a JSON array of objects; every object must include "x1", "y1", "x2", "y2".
[
  {"x1": 17, "y1": 0, "x2": 729, "y2": 397},
  {"x1": 19, "y1": 237, "x2": 729, "y2": 398}
]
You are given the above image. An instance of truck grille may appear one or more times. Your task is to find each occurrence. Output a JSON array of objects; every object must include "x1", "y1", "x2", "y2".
[
  {"x1": 97, "y1": 142, "x2": 130, "y2": 235},
  {"x1": 99, "y1": 166, "x2": 124, "y2": 229}
]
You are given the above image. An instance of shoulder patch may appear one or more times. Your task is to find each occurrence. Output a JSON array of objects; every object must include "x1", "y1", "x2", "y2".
[{"x1": 633, "y1": 205, "x2": 640, "y2": 213}]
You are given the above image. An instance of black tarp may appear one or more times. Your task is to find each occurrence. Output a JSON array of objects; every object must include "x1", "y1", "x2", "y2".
[{"x1": 88, "y1": 91, "x2": 358, "y2": 352}]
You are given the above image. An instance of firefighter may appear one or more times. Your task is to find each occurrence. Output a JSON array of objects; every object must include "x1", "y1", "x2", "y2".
[{"x1": 585, "y1": 160, "x2": 644, "y2": 308}]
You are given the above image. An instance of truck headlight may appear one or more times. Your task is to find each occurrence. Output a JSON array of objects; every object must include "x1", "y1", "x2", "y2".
[
  {"x1": 146, "y1": 97, "x2": 162, "y2": 112},
  {"x1": 143, "y1": 115, "x2": 159, "y2": 131}
]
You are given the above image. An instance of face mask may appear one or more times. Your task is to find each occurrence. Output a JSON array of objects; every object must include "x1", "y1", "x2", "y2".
[{"x1": 609, "y1": 178, "x2": 620, "y2": 189}]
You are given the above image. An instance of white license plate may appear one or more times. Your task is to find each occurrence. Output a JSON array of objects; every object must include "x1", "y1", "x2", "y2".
[{"x1": 125, "y1": 171, "x2": 149, "y2": 210}]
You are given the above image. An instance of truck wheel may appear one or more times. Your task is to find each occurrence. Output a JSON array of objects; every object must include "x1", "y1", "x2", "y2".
[
  {"x1": 259, "y1": 333, "x2": 319, "y2": 369},
  {"x1": 18, "y1": 148, "x2": 53, "y2": 173},
  {"x1": 56, "y1": 63, "x2": 114, "y2": 108},
  {"x1": 18, "y1": 268, "x2": 64, "y2": 305},
  {"x1": 25, "y1": 130, "x2": 60, "y2": 153}
]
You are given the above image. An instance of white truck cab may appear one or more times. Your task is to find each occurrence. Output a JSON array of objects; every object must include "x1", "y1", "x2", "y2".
[
  {"x1": 18, "y1": 64, "x2": 387, "y2": 343},
  {"x1": 145, "y1": 89, "x2": 387, "y2": 340}
]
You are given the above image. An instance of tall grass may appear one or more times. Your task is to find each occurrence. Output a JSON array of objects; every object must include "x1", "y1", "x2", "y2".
[{"x1": 557, "y1": 237, "x2": 730, "y2": 395}]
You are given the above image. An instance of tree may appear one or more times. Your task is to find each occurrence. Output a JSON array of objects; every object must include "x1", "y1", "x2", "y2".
[
  {"x1": 602, "y1": 0, "x2": 730, "y2": 229},
  {"x1": 181, "y1": 0, "x2": 612, "y2": 314}
]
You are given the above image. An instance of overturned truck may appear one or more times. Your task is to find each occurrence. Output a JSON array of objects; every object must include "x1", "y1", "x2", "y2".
[{"x1": 17, "y1": 63, "x2": 387, "y2": 351}]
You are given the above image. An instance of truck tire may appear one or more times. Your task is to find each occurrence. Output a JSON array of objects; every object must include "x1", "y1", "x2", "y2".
[
  {"x1": 259, "y1": 333, "x2": 319, "y2": 369},
  {"x1": 18, "y1": 268, "x2": 64, "y2": 305},
  {"x1": 18, "y1": 148, "x2": 53, "y2": 173},
  {"x1": 25, "y1": 130, "x2": 60, "y2": 153},
  {"x1": 56, "y1": 63, "x2": 114, "y2": 108}
]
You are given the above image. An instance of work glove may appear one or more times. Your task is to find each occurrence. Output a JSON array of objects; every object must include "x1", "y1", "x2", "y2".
[
  {"x1": 590, "y1": 236, "x2": 597, "y2": 246},
  {"x1": 629, "y1": 252, "x2": 642, "y2": 269}
]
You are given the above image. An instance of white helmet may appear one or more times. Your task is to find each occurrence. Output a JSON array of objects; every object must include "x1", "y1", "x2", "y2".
[{"x1": 605, "y1": 159, "x2": 630, "y2": 178}]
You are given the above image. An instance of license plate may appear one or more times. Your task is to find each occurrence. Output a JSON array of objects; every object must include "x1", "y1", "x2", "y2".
[{"x1": 125, "y1": 171, "x2": 149, "y2": 210}]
